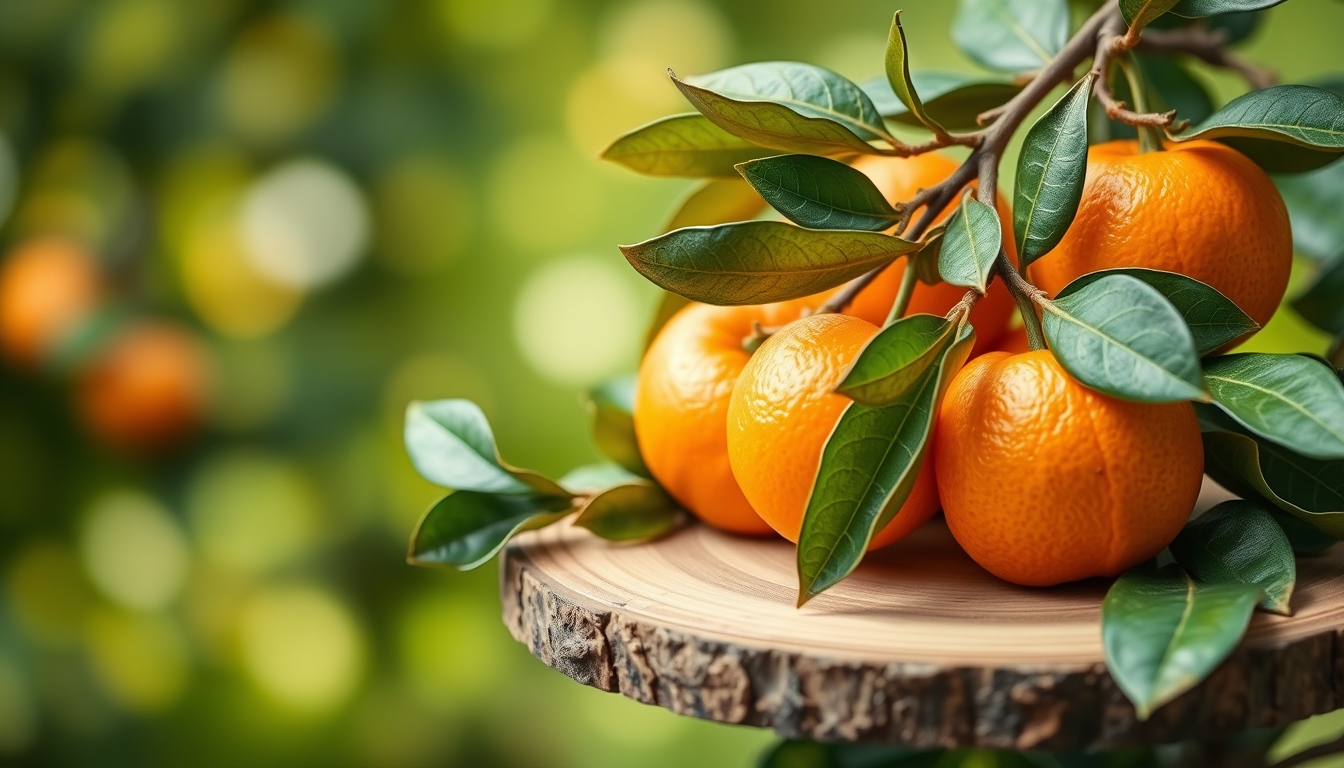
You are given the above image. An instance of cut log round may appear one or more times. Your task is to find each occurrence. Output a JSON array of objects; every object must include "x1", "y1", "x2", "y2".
[{"x1": 499, "y1": 488, "x2": 1344, "y2": 751}]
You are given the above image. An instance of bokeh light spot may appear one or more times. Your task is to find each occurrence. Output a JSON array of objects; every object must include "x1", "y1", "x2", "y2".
[
  {"x1": 181, "y1": 204, "x2": 304, "y2": 338},
  {"x1": 5, "y1": 542, "x2": 95, "y2": 645},
  {"x1": 220, "y1": 13, "x2": 339, "y2": 145},
  {"x1": 78, "y1": 489, "x2": 189, "y2": 611},
  {"x1": 84, "y1": 609, "x2": 190, "y2": 713},
  {"x1": 513, "y1": 255, "x2": 644, "y2": 385},
  {"x1": 186, "y1": 451, "x2": 319, "y2": 574},
  {"x1": 373, "y1": 153, "x2": 473, "y2": 276},
  {"x1": 488, "y1": 135, "x2": 602, "y2": 253},
  {"x1": 238, "y1": 585, "x2": 364, "y2": 713},
  {"x1": 80, "y1": 0, "x2": 182, "y2": 97},
  {"x1": 599, "y1": 0, "x2": 732, "y2": 107},
  {"x1": 396, "y1": 588, "x2": 507, "y2": 711},
  {"x1": 437, "y1": 0, "x2": 553, "y2": 50}
]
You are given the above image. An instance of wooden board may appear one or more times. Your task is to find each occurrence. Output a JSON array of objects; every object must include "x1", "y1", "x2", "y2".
[{"x1": 499, "y1": 482, "x2": 1344, "y2": 751}]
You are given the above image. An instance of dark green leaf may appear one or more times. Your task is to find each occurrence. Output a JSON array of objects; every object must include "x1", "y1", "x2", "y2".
[
  {"x1": 1058, "y1": 268, "x2": 1258, "y2": 355},
  {"x1": 1331, "y1": 332, "x2": 1344, "y2": 370},
  {"x1": 1171, "y1": 85, "x2": 1344, "y2": 173},
  {"x1": 1292, "y1": 256, "x2": 1344, "y2": 334},
  {"x1": 1170, "y1": 500, "x2": 1296, "y2": 614},
  {"x1": 1121, "y1": 0, "x2": 1183, "y2": 31},
  {"x1": 1102, "y1": 563, "x2": 1262, "y2": 719},
  {"x1": 1014, "y1": 73, "x2": 1095, "y2": 267},
  {"x1": 884, "y1": 12, "x2": 944, "y2": 135},
  {"x1": 862, "y1": 72, "x2": 1022, "y2": 130},
  {"x1": 1206, "y1": 10, "x2": 1263, "y2": 44},
  {"x1": 952, "y1": 0, "x2": 1070, "y2": 73},
  {"x1": 1107, "y1": 55, "x2": 1215, "y2": 141},
  {"x1": 1042, "y1": 274, "x2": 1208, "y2": 403},
  {"x1": 797, "y1": 325, "x2": 975, "y2": 604},
  {"x1": 938, "y1": 191, "x2": 1002, "y2": 294},
  {"x1": 560, "y1": 463, "x2": 641, "y2": 493},
  {"x1": 585, "y1": 375, "x2": 650, "y2": 477},
  {"x1": 1202, "y1": 429, "x2": 1344, "y2": 538},
  {"x1": 1276, "y1": 162, "x2": 1344, "y2": 260},
  {"x1": 736, "y1": 155, "x2": 900, "y2": 231},
  {"x1": 408, "y1": 492, "x2": 574, "y2": 570},
  {"x1": 620, "y1": 221, "x2": 916, "y2": 305},
  {"x1": 405, "y1": 400, "x2": 569, "y2": 496},
  {"x1": 600, "y1": 114, "x2": 775, "y2": 179},
  {"x1": 909, "y1": 225, "x2": 946, "y2": 285},
  {"x1": 1267, "y1": 507, "x2": 1337, "y2": 555},
  {"x1": 573, "y1": 481, "x2": 683, "y2": 542},
  {"x1": 837, "y1": 314, "x2": 956, "y2": 406},
  {"x1": 1169, "y1": 0, "x2": 1286, "y2": 17},
  {"x1": 1203, "y1": 353, "x2": 1344, "y2": 459}
]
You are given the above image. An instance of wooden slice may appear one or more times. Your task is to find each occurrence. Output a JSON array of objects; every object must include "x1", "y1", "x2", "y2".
[{"x1": 500, "y1": 482, "x2": 1344, "y2": 751}]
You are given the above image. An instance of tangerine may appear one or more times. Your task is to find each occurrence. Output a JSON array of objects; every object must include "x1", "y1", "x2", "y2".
[
  {"x1": 934, "y1": 350, "x2": 1203, "y2": 586},
  {"x1": 727, "y1": 313, "x2": 940, "y2": 549},
  {"x1": 1029, "y1": 140, "x2": 1292, "y2": 331},
  {"x1": 0, "y1": 238, "x2": 101, "y2": 368}
]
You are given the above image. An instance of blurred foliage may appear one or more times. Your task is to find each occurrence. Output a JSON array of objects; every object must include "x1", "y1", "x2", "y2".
[{"x1": 0, "y1": 0, "x2": 1342, "y2": 766}]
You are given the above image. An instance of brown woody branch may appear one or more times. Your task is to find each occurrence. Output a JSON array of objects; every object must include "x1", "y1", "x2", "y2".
[
  {"x1": 1137, "y1": 25, "x2": 1276, "y2": 90},
  {"x1": 1093, "y1": 15, "x2": 1179, "y2": 130}
]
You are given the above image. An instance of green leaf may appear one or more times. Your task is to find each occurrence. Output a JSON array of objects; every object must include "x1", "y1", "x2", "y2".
[
  {"x1": 1201, "y1": 428, "x2": 1344, "y2": 538},
  {"x1": 952, "y1": 0, "x2": 1070, "y2": 73},
  {"x1": 735, "y1": 154, "x2": 900, "y2": 231},
  {"x1": 884, "y1": 12, "x2": 944, "y2": 135},
  {"x1": 408, "y1": 492, "x2": 574, "y2": 570},
  {"x1": 1169, "y1": 0, "x2": 1286, "y2": 17},
  {"x1": 938, "y1": 191, "x2": 1002, "y2": 294},
  {"x1": 797, "y1": 325, "x2": 975, "y2": 604},
  {"x1": 1042, "y1": 274, "x2": 1208, "y2": 403},
  {"x1": 560, "y1": 463, "x2": 641, "y2": 493},
  {"x1": 862, "y1": 72, "x2": 1022, "y2": 130},
  {"x1": 836, "y1": 314, "x2": 956, "y2": 406},
  {"x1": 1169, "y1": 500, "x2": 1296, "y2": 614},
  {"x1": 1102, "y1": 563, "x2": 1262, "y2": 719},
  {"x1": 1121, "y1": 0, "x2": 1184, "y2": 32},
  {"x1": 405, "y1": 400, "x2": 569, "y2": 496},
  {"x1": 585, "y1": 375, "x2": 650, "y2": 477},
  {"x1": 600, "y1": 114, "x2": 775, "y2": 179},
  {"x1": 573, "y1": 481, "x2": 683, "y2": 542},
  {"x1": 1058, "y1": 268, "x2": 1258, "y2": 356},
  {"x1": 1203, "y1": 353, "x2": 1344, "y2": 460},
  {"x1": 620, "y1": 221, "x2": 916, "y2": 305},
  {"x1": 909, "y1": 225, "x2": 946, "y2": 285},
  {"x1": 1014, "y1": 72, "x2": 1095, "y2": 267},
  {"x1": 1292, "y1": 257, "x2": 1344, "y2": 335},
  {"x1": 1267, "y1": 507, "x2": 1337, "y2": 556},
  {"x1": 1331, "y1": 332, "x2": 1344, "y2": 370},
  {"x1": 1171, "y1": 85, "x2": 1344, "y2": 173},
  {"x1": 1276, "y1": 162, "x2": 1344, "y2": 260}
]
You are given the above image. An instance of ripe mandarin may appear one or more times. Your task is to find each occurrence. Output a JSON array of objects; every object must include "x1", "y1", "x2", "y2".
[{"x1": 0, "y1": 238, "x2": 101, "y2": 368}]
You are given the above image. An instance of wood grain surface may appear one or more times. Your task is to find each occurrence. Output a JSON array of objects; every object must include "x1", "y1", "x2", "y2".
[{"x1": 499, "y1": 481, "x2": 1344, "y2": 750}]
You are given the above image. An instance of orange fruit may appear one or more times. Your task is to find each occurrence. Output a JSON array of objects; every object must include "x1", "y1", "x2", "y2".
[
  {"x1": 934, "y1": 350, "x2": 1203, "y2": 587},
  {"x1": 1029, "y1": 140, "x2": 1292, "y2": 331},
  {"x1": 727, "y1": 313, "x2": 940, "y2": 549},
  {"x1": 842, "y1": 154, "x2": 1017, "y2": 356},
  {"x1": 76, "y1": 322, "x2": 212, "y2": 452},
  {"x1": 0, "y1": 238, "x2": 101, "y2": 368},
  {"x1": 634, "y1": 298, "x2": 819, "y2": 535}
]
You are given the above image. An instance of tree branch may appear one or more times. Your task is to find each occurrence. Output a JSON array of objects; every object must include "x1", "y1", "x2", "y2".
[
  {"x1": 1093, "y1": 15, "x2": 1179, "y2": 130},
  {"x1": 1137, "y1": 25, "x2": 1277, "y2": 90}
]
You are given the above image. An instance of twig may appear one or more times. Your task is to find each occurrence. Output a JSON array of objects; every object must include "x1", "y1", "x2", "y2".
[
  {"x1": 1137, "y1": 25, "x2": 1277, "y2": 90},
  {"x1": 1094, "y1": 16, "x2": 1179, "y2": 130},
  {"x1": 1273, "y1": 734, "x2": 1344, "y2": 768}
]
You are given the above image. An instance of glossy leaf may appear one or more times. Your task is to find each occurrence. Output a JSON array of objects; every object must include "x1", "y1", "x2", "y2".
[
  {"x1": 1170, "y1": 500, "x2": 1296, "y2": 614},
  {"x1": 1203, "y1": 353, "x2": 1344, "y2": 460},
  {"x1": 408, "y1": 492, "x2": 574, "y2": 570},
  {"x1": 600, "y1": 114, "x2": 774, "y2": 178},
  {"x1": 620, "y1": 221, "x2": 916, "y2": 305},
  {"x1": 1292, "y1": 257, "x2": 1344, "y2": 335},
  {"x1": 797, "y1": 325, "x2": 974, "y2": 604},
  {"x1": 1276, "y1": 163, "x2": 1344, "y2": 260},
  {"x1": 837, "y1": 314, "x2": 956, "y2": 406},
  {"x1": 1171, "y1": 85, "x2": 1344, "y2": 173},
  {"x1": 909, "y1": 225, "x2": 946, "y2": 285},
  {"x1": 573, "y1": 481, "x2": 683, "y2": 542},
  {"x1": 1201, "y1": 429, "x2": 1344, "y2": 539},
  {"x1": 1267, "y1": 507, "x2": 1337, "y2": 556},
  {"x1": 736, "y1": 154, "x2": 899, "y2": 231},
  {"x1": 585, "y1": 375, "x2": 650, "y2": 477},
  {"x1": 884, "y1": 13, "x2": 944, "y2": 135},
  {"x1": 1042, "y1": 274, "x2": 1207, "y2": 403},
  {"x1": 952, "y1": 0, "x2": 1070, "y2": 73},
  {"x1": 1059, "y1": 268, "x2": 1258, "y2": 355},
  {"x1": 560, "y1": 463, "x2": 641, "y2": 493},
  {"x1": 405, "y1": 400, "x2": 569, "y2": 496},
  {"x1": 1014, "y1": 73, "x2": 1095, "y2": 267},
  {"x1": 1102, "y1": 563, "x2": 1262, "y2": 719},
  {"x1": 862, "y1": 72, "x2": 1021, "y2": 130},
  {"x1": 938, "y1": 191, "x2": 1002, "y2": 294},
  {"x1": 1169, "y1": 0, "x2": 1286, "y2": 17},
  {"x1": 1121, "y1": 0, "x2": 1183, "y2": 32}
]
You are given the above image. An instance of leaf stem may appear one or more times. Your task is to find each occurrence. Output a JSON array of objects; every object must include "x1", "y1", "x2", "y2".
[
  {"x1": 1117, "y1": 53, "x2": 1166, "y2": 152},
  {"x1": 885, "y1": 264, "x2": 920, "y2": 326},
  {"x1": 1093, "y1": 15, "x2": 1179, "y2": 134}
]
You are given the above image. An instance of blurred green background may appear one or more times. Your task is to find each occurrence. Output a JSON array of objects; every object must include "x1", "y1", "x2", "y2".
[{"x1": 0, "y1": 0, "x2": 1341, "y2": 766}]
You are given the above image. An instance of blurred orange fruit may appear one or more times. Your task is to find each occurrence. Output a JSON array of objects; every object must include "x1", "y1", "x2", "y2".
[
  {"x1": 76, "y1": 322, "x2": 212, "y2": 452},
  {"x1": 0, "y1": 238, "x2": 101, "y2": 368},
  {"x1": 991, "y1": 323, "x2": 1031, "y2": 355},
  {"x1": 1029, "y1": 140, "x2": 1292, "y2": 331},
  {"x1": 934, "y1": 350, "x2": 1203, "y2": 586},
  {"x1": 727, "y1": 313, "x2": 940, "y2": 549}
]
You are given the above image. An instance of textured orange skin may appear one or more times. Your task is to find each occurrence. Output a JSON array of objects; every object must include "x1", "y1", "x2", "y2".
[
  {"x1": 727, "y1": 314, "x2": 940, "y2": 550},
  {"x1": 935, "y1": 351, "x2": 1204, "y2": 587},
  {"x1": 0, "y1": 239, "x2": 100, "y2": 368},
  {"x1": 1030, "y1": 140, "x2": 1292, "y2": 331},
  {"x1": 842, "y1": 154, "x2": 1017, "y2": 357},
  {"x1": 635, "y1": 298, "x2": 820, "y2": 535}
]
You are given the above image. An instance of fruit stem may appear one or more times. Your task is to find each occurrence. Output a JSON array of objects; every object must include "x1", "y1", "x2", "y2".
[
  {"x1": 1117, "y1": 54, "x2": 1165, "y2": 153},
  {"x1": 884, "y1": 264, "x2": 920, "y2": 326}
]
